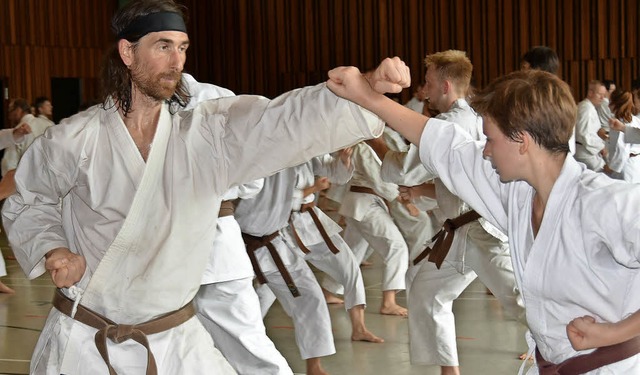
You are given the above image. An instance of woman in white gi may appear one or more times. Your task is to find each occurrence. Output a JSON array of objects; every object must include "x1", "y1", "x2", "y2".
[
  {"x1": 605, "y1": 89, "x2": 640, "y2": 183},
  {"x1": 326, "y1": 66, "x2": 640, "y2": 373},
  {"x1": 1, "y1": 0, "x2": 412, "y2": 373}
]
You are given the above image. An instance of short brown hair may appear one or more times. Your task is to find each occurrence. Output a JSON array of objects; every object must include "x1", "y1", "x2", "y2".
[
  {"x1": 424, "y1": 50, "x2": 473, "y2": 95},
  {"x1": 470, "y1": 70, "x2": 576, "y2": 154},
  {"x1": 9, "y1": 98, "x2": 31, "y2": 114}
]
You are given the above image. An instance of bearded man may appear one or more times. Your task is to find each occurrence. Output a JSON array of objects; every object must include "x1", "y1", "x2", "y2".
[{"x1": 2, "y1": 0, "x2": 412, "y2": 374}]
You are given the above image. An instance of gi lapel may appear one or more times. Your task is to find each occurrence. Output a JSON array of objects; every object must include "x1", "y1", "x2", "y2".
[{"x1": 81, "y1": 104, "x2": 173, "y2": 317}]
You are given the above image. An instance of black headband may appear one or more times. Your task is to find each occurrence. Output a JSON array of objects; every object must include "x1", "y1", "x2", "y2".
[{"x1": 117, "y1": 11, "x2": 187, "y2": 41}]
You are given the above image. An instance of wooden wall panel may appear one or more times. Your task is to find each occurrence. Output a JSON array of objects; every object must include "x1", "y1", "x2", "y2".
[
  {"x1": 180, "y1": 0, "x2": 640, "y2": 103},
  {"x1": 1, "y1": 0, "x2": 638, "y2": 125},
  {"x1": 0, "y1": 0, "x2": 117, "y2": 125}
]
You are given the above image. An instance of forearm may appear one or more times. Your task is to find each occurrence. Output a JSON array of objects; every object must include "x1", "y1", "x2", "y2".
[
  {"x1": 365, "y1": 137, "x2": 389, "y2": 161},
  {"x1": 0, "y1": 169, "x2": 17, "y2": 200},
  {"x1": 302, "y1": 185, "x2": 316, "y2": 198},
  {"x1": 362, "y1": 94, "x2": 430, "y2": 146},
  {"x1": 415, "y1": 182, "x2": 436, "y2": 199},
  {"x1": 613, "y1": 310, "x2": 640, "y2": 344}
]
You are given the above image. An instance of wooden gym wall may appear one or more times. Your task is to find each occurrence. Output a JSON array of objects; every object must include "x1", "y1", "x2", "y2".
[
  {"x1": 0, "y1": 0, "x2": 117, "y2": 108},
  {"x1": 181, "y1": 0, "x2": 640, "y2": 102},
  {"x1": 0, "y1": 0, "x2": 638, "y2": 118}
]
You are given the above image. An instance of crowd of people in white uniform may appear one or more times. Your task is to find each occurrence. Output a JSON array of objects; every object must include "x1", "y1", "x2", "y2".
[{"x1": 1, "y1": 0, "x2": 640, "y2": 374}]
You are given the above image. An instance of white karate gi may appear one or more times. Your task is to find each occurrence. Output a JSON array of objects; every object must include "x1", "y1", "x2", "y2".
[
  {"x1": 234, "y1": 168, "x2": 336, "y2": 360},
  {"x1": 38, "y1": 114, "x2": 56, "y2": 127},
  {"x1": 404, "y1": 97, "x2": 425, "y2": 114},
  {"x1": 607, "y1": 116, "x2": 640, "y2": 183},
  {"x1": 381, "y1": 99, "x2": 523, "y2": 366},
  {"x1": 625, "y1": 125, "x2": 640, "y2": 143},
  {"x1": 196, "y1": 181, "x2": 292, "y2": 375},
  {"x1": 1, "y1": 113, "x2": 52, "y2": 176},
  {"x1": 184, "y1": 74, "x2": 292, "y2": 375},
  {"x1": 574, "y1": 99, "x2": 606, "y2": 171},
  {"x1": 379, "y1": 126, "x2": 441, "y2": 258},
  {"x1": 419, "y1": 117, "x2": 640, "y2": 374},
  {"x1": 0, "y1": 128, "x2": 21, "y2": 150},
  {"x1": 0, "y1": 127, "x2": 22, "y2": 279},
  {"x1": 336, "y1": 142, "x2": 409, "y2": 293},
  {"x1": 284, "y1": 155, "x2": 367, "y2": 311},
  {"x1": 3, "y1": 83, "x2": 383, "y2": 374},
  {"x1": 597, "y1": 98, "x2": 613, "y2": 130}
]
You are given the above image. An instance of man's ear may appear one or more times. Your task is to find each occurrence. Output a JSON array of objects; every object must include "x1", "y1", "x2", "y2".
[
  {"x1": 118, "y1": 39, "x2": 133, "y2": 67},
  {"x1": 442, "y1": 79, "x2": 451, "y2": 95}
]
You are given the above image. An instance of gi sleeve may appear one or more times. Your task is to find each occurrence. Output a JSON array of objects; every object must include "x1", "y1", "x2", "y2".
[
  {"x1": 2, "y1": 138, "x2": 74, "y2": 279},
  {"x1": 606, "y1": 130, "x2": 628, "y2": 173},
  {"x1": 197, "y1": 83, "x2": 384, "y2": 192},
  {"x1": 311, "y1": 154, "x2": 353, "y2": 186},
  {"x1": 380, "y1": 144, "x2": 433, "y2": 186},
  {"x1": 624, "y1": 126, "x2": 640, "y2": 144},
  {"x1": 0, "y1": 129, "x2": 17, "y2": 150}
]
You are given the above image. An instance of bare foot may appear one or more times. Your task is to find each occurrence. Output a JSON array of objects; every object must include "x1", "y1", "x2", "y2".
[
  {"x1": 519, "y1": 352, "x2": 533, "y2": 361},
  {"x1": 380, "y1": 304, "x2": 408, "y2": 317},
  {"x1": 0, "y1": 280, "x2": 15, "y2": 294},
  {"x1": 352, "y1": 329, "x2": 384, "y2": 343},
  {"x1": 306, "y1": 358, "x2": 329, "y2": 375},
  {"x1": 441, "y1": 365, "x2": 461, "y2": 375},
  {"x1": 322, "y1": 288, "x2": 344, "y2": 304},
  {"x1": 307, "y1": 368, "x2": 329, "y2": 375}
]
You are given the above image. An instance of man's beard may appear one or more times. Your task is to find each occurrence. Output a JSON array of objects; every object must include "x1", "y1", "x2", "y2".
[{"x1": 131, "y1": 62, "x2": 181, "y2": 101}]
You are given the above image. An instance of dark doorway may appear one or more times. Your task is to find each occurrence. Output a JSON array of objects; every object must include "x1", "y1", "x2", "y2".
[
  {"x1": 51, "y1": 78, "x2": 82, "y2": 123},
  {"x1": 0, "y1": 77, "x2": 7, "y2": 129}
]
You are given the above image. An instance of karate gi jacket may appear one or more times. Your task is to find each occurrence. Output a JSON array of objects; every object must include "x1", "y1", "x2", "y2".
[
  {"x1": 575, "y1": 99, "x2": 606, "y2": 171},
  {"x1": 419, "y1": 117, "x2": 640, "y2": 373},
  {"x1": 3, "y1": 83, "x2": 383, "y2": 374}
]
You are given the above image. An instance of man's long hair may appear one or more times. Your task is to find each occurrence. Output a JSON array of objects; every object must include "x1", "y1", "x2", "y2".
[{"x1": 100, "y1": 0, "x2": 190, "y2": 116}]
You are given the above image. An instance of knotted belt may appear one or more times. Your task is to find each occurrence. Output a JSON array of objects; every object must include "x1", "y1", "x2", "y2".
[
  {"x1": 413, "y1": 209, "x2": 481, "y2": 268},
  {"x1": 218, "y1": 199, "x2": 235, "y2": 217},
  {"x1": 52, "y1": 288, "x2": 195, "y2": 375},
  {"x1": 242, "y1": 232, "x2": 301, "y2": 297},
  {"x1": 289, "y1": 202, "x2": 340, "y2": 255},
  {"x1": 536, "y1": 336, "x2": 640, "y2": 374}
]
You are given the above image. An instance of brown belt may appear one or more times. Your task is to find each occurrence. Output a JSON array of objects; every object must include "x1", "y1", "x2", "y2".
[
  {"x1": 413, "y1": 210, "x2": 481, "y2": 268},
  {"x1": 242, "y1": 231, "x2": 301, "y2": 297},
  {"x1": 52, "y1": 288, "x2": 195, "y2": 375},
  {"x1": 218, "y1": 200, "x2": 235, "y2": 217},
  {"x1": 536, "y1": 336, "x2": 640, "y2": 374},
  {"x1": 350, "y1": 185, "x2": 379, "y2": 197},
  {"x1": 289, "y1": 202, "x2": 340, "y2": 255}
]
